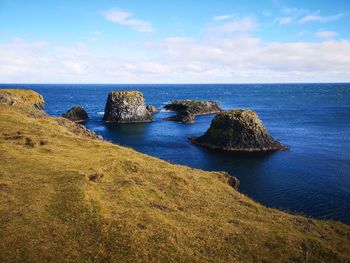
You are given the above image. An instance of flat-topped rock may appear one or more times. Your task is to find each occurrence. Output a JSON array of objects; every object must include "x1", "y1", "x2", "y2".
[
  {"x1": 189, "y1": 109, "x2": 287, "y2": 152},
  {"x1": 164, "y1": 100, "x2": 222, "y2": 124},
  {"x1": 103, "y1": 91, "x2": 153, "y2": 123},
  {"x1": 62, "y1": 105, "x2": 88, "y2": 122}
]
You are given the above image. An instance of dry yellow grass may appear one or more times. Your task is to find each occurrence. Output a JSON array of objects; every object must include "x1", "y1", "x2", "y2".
[{"x1": 0, "y1": 89, "x2": 349, "y2": 262}]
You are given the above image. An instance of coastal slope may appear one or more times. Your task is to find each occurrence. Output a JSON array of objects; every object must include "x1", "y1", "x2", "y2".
[{"x1": 0, "y1": 89, "x2": 349, "y2": 262}]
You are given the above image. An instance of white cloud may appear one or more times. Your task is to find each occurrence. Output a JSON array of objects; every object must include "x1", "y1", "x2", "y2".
[
  {"x1": 281, "y1": 8, "x2": 308, "y2": 17},
  {"x1": 315, "y1": 31, "x2": 337, "y2": 38},
  {"x1": 62, "y1": 61, "x2": 87, "y2": 74},
  {"x1": 277, "y1": 8, "x2": 344, "y2": 25},
  {"x1": 205, "y1": 17, "x2": 257, "y2": 34},
  {"x1": 212, "y1": 14, "x2": 236, "y2": 21},
  {"x1": 274, "y1": 8, "x2": 305, "y2": 25},
  {"x1": 299, "y1": 13, "x2": 343, "y2": 23},
  {"x1": 102, "y1": 8, "x2": 154, "y2": 33},
  {"x1": 276, "y1": 17, "x2": 292, "y2": 25}
]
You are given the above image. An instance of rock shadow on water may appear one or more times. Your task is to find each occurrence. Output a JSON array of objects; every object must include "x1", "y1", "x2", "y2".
[
  {"x1": 104, "y1": 122, "x2": 149, "y2": 135},
  {"x1": 190, "y1": 141, "x2": 278, "y2": 164}
]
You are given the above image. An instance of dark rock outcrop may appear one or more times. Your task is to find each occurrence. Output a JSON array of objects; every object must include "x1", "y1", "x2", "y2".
[
  {"x1": 146, "y1": 105, "x2": 159, "y2": 114},
  {"x1": 165, "y1": 110, "x2": 195, "y2": 124},
  {"x1": 227, "y1": 175, "x2": 240, "y2": 190},
  {"x1": 103, "y1": 91, "x2": 153, "y2": 123},
  {"x1": 62, "y1": 105, "x2": 88, "y2": 122},
  {"x1": 189, "y1": 109, "x2": 287, "y2": 152},
  {"x1": 164, "y1": 100, "x2": 222, "y2": 124}
]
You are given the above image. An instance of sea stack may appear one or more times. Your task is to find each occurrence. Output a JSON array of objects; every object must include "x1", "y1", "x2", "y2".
[
  {"x1": 164, "y1": 100, "x2": 222, "y2": 124},
  {"x1": 189, "y1": 110, "x2": 287, "y2": 152},
  {"x1": 103, "y1": 91, "x2": 153, "y2": 123},
  {"x1": 62, "y1": 105, "x2": 88, "y2": 122}
]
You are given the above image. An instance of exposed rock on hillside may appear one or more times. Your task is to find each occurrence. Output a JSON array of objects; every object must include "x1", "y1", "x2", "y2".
[
  {"x1": 0, "y1": 89, "x2": 45, "y2": 110},
  {"x1": 227, "y1": 174, "x2": 240, "y2": 190},
  {"x1": 103, "y1": 91, "x2": 153, "y2": 123},
  {"x1": 164, "y1": 100, "x2": 222, "y2": 124},
  {"x1": 62, "y1": 105, "x2": 88, "y2": 122},
  {"x1": 190, "y1": 109, "x2": 287, "y2": 152}
]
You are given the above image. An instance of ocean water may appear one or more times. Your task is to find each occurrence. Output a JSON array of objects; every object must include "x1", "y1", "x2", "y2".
[{"x1": 2, "y1": 83, "x2": 350, "y2": 224}]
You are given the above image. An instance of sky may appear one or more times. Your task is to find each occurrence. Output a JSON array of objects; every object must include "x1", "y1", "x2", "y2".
[{"x1": 0, "y1": 0, "x2": 350, "y2": 83}]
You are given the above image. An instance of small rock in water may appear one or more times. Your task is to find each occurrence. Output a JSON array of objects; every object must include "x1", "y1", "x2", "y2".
[
  {"x1": 164, "y1": 100, "x2": 222, "y2": 124},
  {"x1": 146, "y1": 105, "x2": 160, "y2": 114},
  {"x1": 165, "y1": 110, "x2": 195, "y2": 124},
  {"x1": 189, "y1": 109, "x2": 287, "y2": 152},
  {"x1": 62, "y1": 105, "x2": 88, "y2": 122}
]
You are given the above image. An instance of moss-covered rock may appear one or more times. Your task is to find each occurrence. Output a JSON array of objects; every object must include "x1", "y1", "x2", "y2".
[
  {"x1": 164, "y1": 100, "x2": 222, "y2": 124},
  {"x1": 103, "y1": 91, "x2": 153, "y2": 123},
  {"x1": 62, "y1": 105, "x2": 88, "y2": 123},
  {"x1": 190, "y1": 109, "x2": 287, "y2": 152}
]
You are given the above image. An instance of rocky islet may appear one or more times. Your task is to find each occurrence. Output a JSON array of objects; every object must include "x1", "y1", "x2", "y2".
[
  {"x1": 103, "y1": 91, "x2": 153, "y2": 123},
  {"x1": 62, "y1": 105, "x2": 89, "y2": 122},
  {"x1": 189, "y1": 109, "x2": 287, "y2": 152},
  {"x1": 164, "y1": 100, "x2": 222, "y2": 124}
]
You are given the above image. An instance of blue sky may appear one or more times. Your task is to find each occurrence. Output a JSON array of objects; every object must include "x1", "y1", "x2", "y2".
[{"x1": 0, "y1": 0, "x2": 349, "y2": 83}]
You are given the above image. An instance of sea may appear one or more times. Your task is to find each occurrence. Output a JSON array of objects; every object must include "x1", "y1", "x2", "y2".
[{"x1": 1, "y1": 83, "x2": 350, "y2": 224}]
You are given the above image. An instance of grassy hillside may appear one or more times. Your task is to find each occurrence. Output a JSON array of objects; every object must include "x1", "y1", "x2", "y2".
[{"x1": 0, "y1": 89, "x2": 349, "y2": 262}]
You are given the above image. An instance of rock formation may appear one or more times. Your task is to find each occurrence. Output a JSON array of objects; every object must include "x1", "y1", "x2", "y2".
[
  {"x1": 227, "y1": 175, "x2": 240, "y2": 190},
  {"x1": 164, "y1": 100, "x2": 222, "y2": 124},
  {"x1": 62, "y1": 105, "x2": 88, "y2": 122},
  {"x1": 146, "y1": 105, "x2": 159, "y2": 114},
  {"x1": 165, "y1": 110, "x2": 195, "y2": 124},
  {"x1": 103, "y1": 91, "x2": 153, "y2": 123},
  {"x1": 189, "y1": 109, "x2": 287, "y2": 152}
]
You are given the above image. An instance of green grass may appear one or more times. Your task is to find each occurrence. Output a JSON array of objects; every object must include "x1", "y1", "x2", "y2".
[{"x1": 0, "y1": 89, "x2": 350, "y2": 262}]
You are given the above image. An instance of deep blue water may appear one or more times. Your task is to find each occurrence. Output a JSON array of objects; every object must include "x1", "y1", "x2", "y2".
[{"x1": 1, "y1": 83, "x2": 350, "y2": 224}]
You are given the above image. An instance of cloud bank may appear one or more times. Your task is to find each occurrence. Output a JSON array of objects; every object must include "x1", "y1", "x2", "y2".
[{"x1": 1, "y1": 35, "x2": 349, "y2": 83}]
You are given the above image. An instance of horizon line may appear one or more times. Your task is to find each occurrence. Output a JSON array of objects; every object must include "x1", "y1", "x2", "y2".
[{"x1": 0, "y1": 82, "x2": 350, "y2": 86}]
